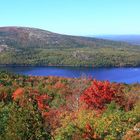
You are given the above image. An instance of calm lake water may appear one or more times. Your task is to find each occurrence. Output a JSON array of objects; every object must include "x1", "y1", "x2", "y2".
[{"x1": 1, "y1": 66, "x2": 140, "y2": 84}]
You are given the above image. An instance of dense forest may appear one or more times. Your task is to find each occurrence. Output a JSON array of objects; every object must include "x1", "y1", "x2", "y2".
[
  {"x1": 2, "y1": 46, "x2": 140, "y2": 67},
  {"x1": 0, "y1": 71, "x2": 140, "y2": 139},
  {"x1": 1, "y1": 27, "x2": 140, "y2": 67}
]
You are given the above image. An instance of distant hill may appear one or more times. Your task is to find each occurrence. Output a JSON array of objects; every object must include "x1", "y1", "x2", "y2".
[
  {"x1": 95, "y1": 35, "x2": 140, "y2": 45},
  {"x1": 0, "y1": 27, "x2": 128, "y2": 49},
  {"x1": 0, "y1": 27, "x2": 140, "y2": 67}
]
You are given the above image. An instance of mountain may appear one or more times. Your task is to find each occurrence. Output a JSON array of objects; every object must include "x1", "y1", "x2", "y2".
[
  {"x1": 0, "y1": 26, "x2": 140, "y2": 67},
  {"x1": 95, "y1": 35, "x2": 140, "y2": 45},
  {"x1": 0, "y1": 27, "x2": 128, "y2": 49}
]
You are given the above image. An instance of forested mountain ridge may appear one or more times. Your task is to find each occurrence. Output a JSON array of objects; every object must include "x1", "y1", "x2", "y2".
[
  {"x1": 0, "y1": 26, "x2": 140, "y2": 67},
  {"x1": 0, "y1": 26, "x2": 128, "y2": 48}
]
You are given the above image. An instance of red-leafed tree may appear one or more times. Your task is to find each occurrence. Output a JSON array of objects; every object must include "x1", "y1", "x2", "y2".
[
  {"x1": 80, "y1": 80, "x2": 125, "y2": 110},
  {"x1": 36, "y1": 94, "x2": 50, "y2": 111}
]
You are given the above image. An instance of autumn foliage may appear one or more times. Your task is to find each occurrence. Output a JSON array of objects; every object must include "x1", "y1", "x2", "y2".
[
  {"x1": 36, "y1": 94, "x2": 50, "y2": 111},
  {"x1": 12, "y1": 88, "x2": 24, "y2": 100},
  {"x1": 0, "y1": 72, "x2": 140, "y2": 140},
  {"x1": 80, "y1": 80, "x2": 125, "y2": 110}
]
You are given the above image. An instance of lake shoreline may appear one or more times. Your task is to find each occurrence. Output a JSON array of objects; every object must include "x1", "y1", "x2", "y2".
[
  {"x1": 1, "y1": 66, "x2": 140, "y2": 84},
  {"x1": 0, "y1": 64, "x2": 140, "y2": 68}
]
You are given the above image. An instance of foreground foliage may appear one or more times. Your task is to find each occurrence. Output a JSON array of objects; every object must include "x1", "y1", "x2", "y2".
[{"x1": 0, "y1": 71, "x2": 140, "y2": 139}]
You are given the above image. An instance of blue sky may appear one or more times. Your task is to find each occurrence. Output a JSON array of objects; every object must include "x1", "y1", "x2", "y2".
[{"x1": 0, "y1": 0, "x2": 140, "y2": 35}]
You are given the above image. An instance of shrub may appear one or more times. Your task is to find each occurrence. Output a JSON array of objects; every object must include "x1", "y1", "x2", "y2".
[{"x1": 80, "y1": 80, "x2": 125, "y2": 110}]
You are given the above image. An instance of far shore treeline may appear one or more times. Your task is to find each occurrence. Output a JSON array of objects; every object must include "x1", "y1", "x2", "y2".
[{"x1": 1, "y1": 27, "x2": 140, "y2": 67}]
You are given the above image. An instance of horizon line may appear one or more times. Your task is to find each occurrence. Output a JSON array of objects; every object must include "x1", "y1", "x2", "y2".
[{"x1": 0, "y1": 26, "x2": 140, "y2": 37}]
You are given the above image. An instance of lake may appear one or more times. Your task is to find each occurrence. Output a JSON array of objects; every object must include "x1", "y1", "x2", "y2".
[{"x1": 0, "y1": 66, "x2": 140, "y2": 84}]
